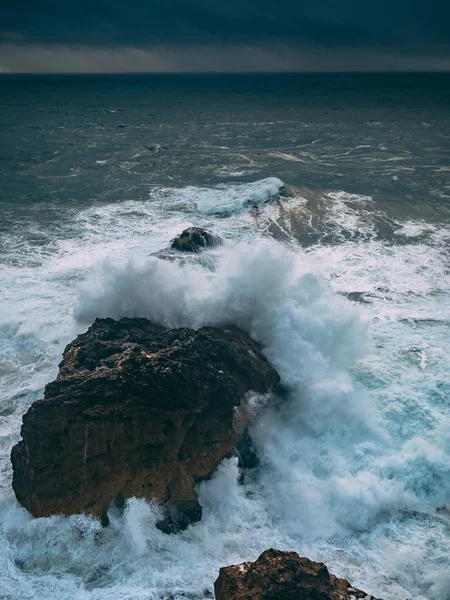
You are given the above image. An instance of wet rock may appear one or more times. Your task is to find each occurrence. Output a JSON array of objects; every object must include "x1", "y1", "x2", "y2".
[
  {"x1": 11, "y1": 318, "x2": 279, "y2": 529},
  {"x1": 341, "y1": 291, "x2": 371, "y2": 304},
  {"x1": 214, "y1": 548, "x2": 382, "y2": 600},
  {"x1": 226, "y1": 428, "x2": 260, "y2": 471},
  {"x1": 170, "y1": 227, "x2": 222, "y2": 253},
  {"x1": 279, "y1": 184, "x2": 298, "y2": 198}
]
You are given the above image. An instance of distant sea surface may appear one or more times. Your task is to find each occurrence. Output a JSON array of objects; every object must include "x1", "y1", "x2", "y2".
[{"x1": 0, "y1": 73, "x2": 450, "y2": 600}]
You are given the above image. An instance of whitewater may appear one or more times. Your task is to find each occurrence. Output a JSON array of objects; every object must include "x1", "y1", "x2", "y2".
[{"x1": 0, "y1": 176, "x2": 449, "y2": 600}]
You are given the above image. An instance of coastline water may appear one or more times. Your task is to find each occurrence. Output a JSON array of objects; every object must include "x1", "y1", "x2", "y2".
[{"x1": 0, "y1": 73, "x2": 450, "y2": 599}]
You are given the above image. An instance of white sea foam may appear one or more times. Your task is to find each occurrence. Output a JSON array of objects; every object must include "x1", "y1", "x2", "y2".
[
  {"x1": 394, "y1": 220, "x2": 437, "y2": 239},
  {"x1": 1, "y1": 180, "x2": 450, "y2": 600},
  {"x1": 322, "y1": 191, "x2": 376, "y2": 240}
]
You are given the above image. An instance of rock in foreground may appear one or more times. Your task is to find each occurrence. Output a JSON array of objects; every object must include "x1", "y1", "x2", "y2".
[
  {"x1": 214, "y1": 548, "x2": 382, "y2": 600},
  {"x1": 11, "y1": 318, "x2": 279, "y2": 529},
  {"x1": 170, "y1": 227, "x2": 222, "y2": 252}
]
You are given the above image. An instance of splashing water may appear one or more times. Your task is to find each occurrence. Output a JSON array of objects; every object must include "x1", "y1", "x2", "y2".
[{"x1": 1, "y1": 179, "x2": 450, "y2": 600}]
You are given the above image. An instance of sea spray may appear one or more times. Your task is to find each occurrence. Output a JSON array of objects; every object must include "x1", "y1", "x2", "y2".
[{"x1": 75, "y1": 239, "x2": 368, "y2": 367}]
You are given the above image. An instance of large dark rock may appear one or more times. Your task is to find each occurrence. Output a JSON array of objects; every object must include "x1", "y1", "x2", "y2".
[
  {"x1": 11, "y1": 318, "x2": 279, "y2": 530},
  {"x1": 214, "y1": 549, "x2": 382, "y2": 600},
  {"x1": 170, "y1": 227, "x2": 222, "y2": 253}
]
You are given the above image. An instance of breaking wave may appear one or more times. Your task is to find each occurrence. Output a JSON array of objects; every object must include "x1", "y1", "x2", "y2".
[{"x1": 193, "y1": 177, "x2": 285, "y2": 215}]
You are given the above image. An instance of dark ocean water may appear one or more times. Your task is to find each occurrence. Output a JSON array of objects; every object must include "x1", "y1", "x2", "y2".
[
  {"x1": 1, "y1": 73, "x2": 450, "y2": 206},
  {"x1": 0, "y1": 73, "x2": 449, "y2": 600}
]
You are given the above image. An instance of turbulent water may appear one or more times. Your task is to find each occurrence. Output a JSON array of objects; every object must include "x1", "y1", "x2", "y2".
[{"x1": 1, "y1": 73, "x2": 450, "y2": 600}]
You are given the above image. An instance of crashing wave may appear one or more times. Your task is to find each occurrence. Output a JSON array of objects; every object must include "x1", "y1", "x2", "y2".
[{"x1": 194, "y1": 177, "x2": 285, "y2": 215}]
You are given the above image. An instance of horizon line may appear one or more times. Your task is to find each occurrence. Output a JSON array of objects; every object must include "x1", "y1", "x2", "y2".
[{"x1": 1, "y1": 69, "x2": 450, "y2": 76}]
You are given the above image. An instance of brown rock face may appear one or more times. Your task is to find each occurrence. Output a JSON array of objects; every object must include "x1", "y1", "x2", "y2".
[
  {"x1": 170, "y1": 227, "x2": 222, "y2": 252},
  {"x1": 11, "y1": 317, "x2": 279, "y2": 530},
  {"x1": 214, "y1": 549, "x2": 382, "y2": 600}
]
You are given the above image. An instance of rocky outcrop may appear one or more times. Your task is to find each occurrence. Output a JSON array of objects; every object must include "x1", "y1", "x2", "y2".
[
  {"x1": 170, "y1": 227, "x2": 222, "y2": 252},
  {"x1": 214, "y1": 549, "x2": 382, "y2": 600},
  {"x1": 11, "y1": 318, "x2": 279, "y2": 530}
]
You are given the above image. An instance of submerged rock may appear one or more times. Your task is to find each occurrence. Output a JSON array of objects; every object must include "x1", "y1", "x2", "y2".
[
  {"x1": 214, "y1": 548, "x2": 382, "y2": 600},
  {"x1": 11, "y1": 317, "x2": 279, "y2": 530},
  {"x1": 170, "y1": 227, "x2": 222, "y2": 253}
]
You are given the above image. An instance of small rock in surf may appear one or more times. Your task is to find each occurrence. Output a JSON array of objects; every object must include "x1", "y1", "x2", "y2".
[{"x1": 170, "y1": 227, "x2": 223, "y2": 253}]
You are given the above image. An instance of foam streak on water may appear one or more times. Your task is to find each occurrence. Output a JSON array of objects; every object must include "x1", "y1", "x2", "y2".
[{"x1": 0, "y1": 179, "x2": 449, "y2": 600}]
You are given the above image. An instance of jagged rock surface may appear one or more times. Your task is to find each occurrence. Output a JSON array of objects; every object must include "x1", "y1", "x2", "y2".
[
  {"x1": 170, "y1": 227, "x2": 222, "y2": 252},
  {"x1": 11, "y1": 317, "x2": 279, "y2": 529},
  {"x1": 214, "y1": 548, "x2": 382, "y2": 600}
]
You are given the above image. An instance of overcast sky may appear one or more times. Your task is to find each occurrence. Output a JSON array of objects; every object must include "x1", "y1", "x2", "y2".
[{"x1": 1, "y1": 0, "x2": 449, "y2": 73}]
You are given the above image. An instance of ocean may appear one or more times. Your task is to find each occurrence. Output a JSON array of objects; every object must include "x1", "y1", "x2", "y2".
[{"x1": 0, "y1": 72, "x2": 449, "y2": 600}]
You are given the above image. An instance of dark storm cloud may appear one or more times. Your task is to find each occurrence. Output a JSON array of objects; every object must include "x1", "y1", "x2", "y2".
[
  {"x1": 1, "y1": 0, "x2": 449, "y2": 50},
  {"x1": 1, "y1": 1, "x2": 449, "y2": 72}
]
